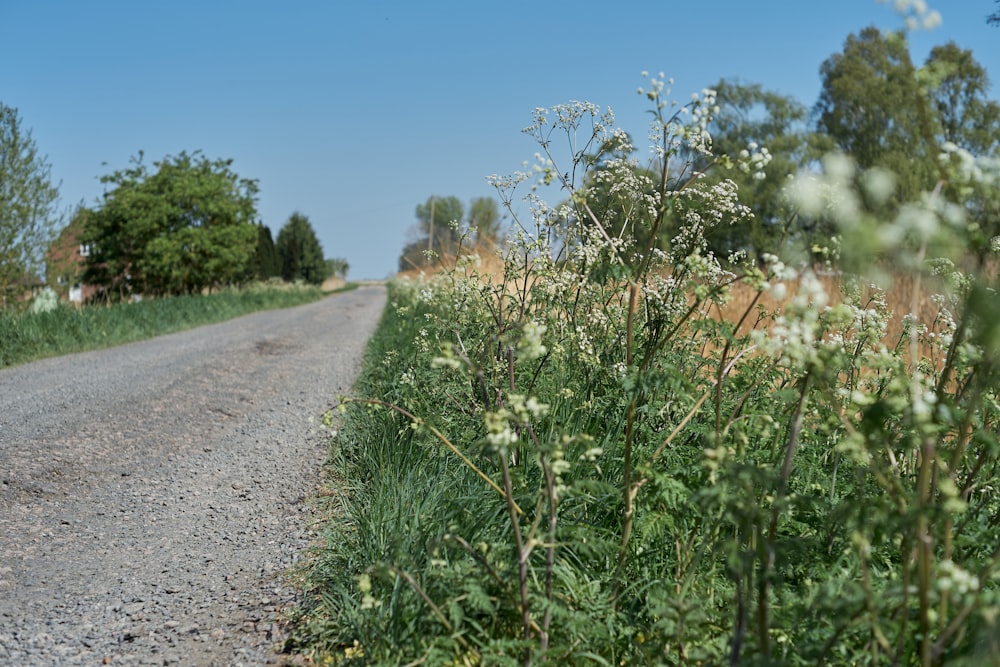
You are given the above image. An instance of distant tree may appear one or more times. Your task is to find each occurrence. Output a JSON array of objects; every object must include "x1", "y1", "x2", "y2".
[
  {"x1": 247, "y1": 223, "x2": 281, "y2": 280},
  {"x1": 276, "y1": 212, "x2": 325, "y2": 285},
  {"x1": 324, "y1": 257, "x2": 349, "y2": 280},
  {"x1": 0, "y1": 102, "x2": 61, "y2": 306},
  {"x1": 467, "y1": 196, "x2": 502, "y2": 245},
  {"x1": 814, "y1": 27, "x2": 937, "y2": 206},
  {"x1": 701, "y1": 79, "x2": 826, "y2": 259},
  {"x1": 82, "y1": 151, "x2": 259, "y2": 297},
  {"x1": 416, "y1": 195, "x2": 464, "y2": 258},
  {"x1": 921, "y1": 42, "x2": 1000, "y2": 156}
]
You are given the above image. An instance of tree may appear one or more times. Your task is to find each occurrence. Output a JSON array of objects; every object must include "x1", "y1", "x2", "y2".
[
  {"x1": 814, "y1": 27, "x2": 937, "y2": 206},
  {"x1": 247, "y1": 223, "x2": 281, "y2": 280},
  {"x1": 467, "y1": 196, "x2": 502, "y2": 246},
  {"x1": 701, "y1": 79, "x2": 827, "y2": 259},
  {"x1": 82, "y1": 151, "x2": 259, "y2": 297},
  {"x1": 814, "y1": 29, "x2": 1000, "y2": 212},
  {"x1": 276, "y1": 212, "x2": 325, "y2": 285},
  {"x1": 416, "y1": 195, "x2": 464, "y2": 258},
  {"x1": 324, "y1": 257, "x2": 350, "y2": 280},
  {"x1": 400, "y1": 195, "x2": 467, "y2": 271},
  {"x1": 989, "y1": 1, "x2": 1000, "y2": 26},
  {"x1": 921, "y1": 42, "x2": 1000, "y2": 156},
  {"x1": 0, "y1": 102, "x2": 61, "y2": 306}
]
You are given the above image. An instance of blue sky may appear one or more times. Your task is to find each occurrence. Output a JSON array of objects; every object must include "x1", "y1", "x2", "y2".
[{"x1": 3, "y1": 1, "x2": 998, "y2": 279}]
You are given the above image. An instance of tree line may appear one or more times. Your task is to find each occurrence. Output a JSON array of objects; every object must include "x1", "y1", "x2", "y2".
[
  {"x1": 4, "y1": 17, "x2": 999, "y2": 304},
  {"x1": 562, "y1": 27, "x2": 1000, "y2": 268},
  {"x1": 0, "y1": 114, "x2": 347, "y2": 306}
]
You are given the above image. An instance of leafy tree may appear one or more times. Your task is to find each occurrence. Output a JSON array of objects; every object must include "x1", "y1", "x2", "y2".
[
  {"x1": 814, "y1": 27, "x2": 937, "y2": 205},
  {"x1": 814, "y1": 29, "x2": 999, "y2": 213},
  {"x1": 921, "y1": 42, "x2": 1000, "y2": 156},
  {"x1": 416, "y1": 195, "x2": 464, "y2": 256},
  {"x1": 400, "y1": 195, "x2": 467, "y2": 271},
  {"x1": 702, "y1": 79, "x2": 829, "y2": 259},
  {"x1": 324, "y1": 257, "x2": 349, "y2": 280},
  {"x1": 467, "y1": 196, "x2": 502, "y2": 245},
  {"x1": 276, "y1": 211, "x2": 325, "y2": 285},
  {"x1": 248, "y1": 223, "x2": 281, "y2": 280},
  {"x1": 0, "y1": 102, "x2": 61, "y2": 306},
  {"x1": 82, "y1": 151, "x2": 259, "y2": 297}
]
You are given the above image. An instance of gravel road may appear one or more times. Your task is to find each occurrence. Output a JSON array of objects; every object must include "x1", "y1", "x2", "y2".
[{"x1": 0, "y1": 285, "x2": 386, "y2": 666}]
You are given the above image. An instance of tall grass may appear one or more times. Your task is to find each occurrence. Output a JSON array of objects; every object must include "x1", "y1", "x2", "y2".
[{"x1": 0, "y1": 282, "x2": 331, "y2": 368}]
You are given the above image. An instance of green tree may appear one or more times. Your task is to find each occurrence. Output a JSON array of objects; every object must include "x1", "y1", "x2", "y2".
[
  {"x1": 703, "y1": 79, "x2": 828, "y2": 259},
  {"x1": 921, "y1": 42, "x2": 1000, "y2": 156},
  {"x1": 324, "y1": 257, "x2": 350, "y2": 280},
  {"x1": 416, "y1": 195, "x2": 464, "y2": 256},
  {"x1": 82, "y1": 151, "x2": 259, "y2": 297},
  {"x1": 400, "y1": 195, "x2": 466, "y2": 271},
  {"x1": 467, "y1": 196, "x2": 502, "y2": 245},
  {"x1": 0, "y1": 102, "x2": 61, "y2": 306},
  {"x1": 276, "y1": 211, "x2": 325, "y2": 285},
  {"x1": 814, "y1": 27, "x2": 936, "y2": 205},
  {"x1": 247, "y1": 223, "x2": 281, "y2": 280}
]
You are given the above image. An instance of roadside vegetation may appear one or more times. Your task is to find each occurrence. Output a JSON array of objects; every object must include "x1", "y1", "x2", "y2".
[
  {"x1": 290, "y1": 5, "x2": 1000, "y2": 666},
  {"x1": 0, "y1": 281, "x2": 334, "y2": 368}
]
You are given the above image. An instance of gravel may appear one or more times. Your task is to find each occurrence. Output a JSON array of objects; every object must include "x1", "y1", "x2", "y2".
[{"x1": 0, "y1": 285, "x2": 386, "y2": 666}]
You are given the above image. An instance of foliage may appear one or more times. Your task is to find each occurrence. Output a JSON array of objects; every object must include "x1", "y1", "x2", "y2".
[
  {"x1": 468, "y1": 196, "x2": 503, "y2": 245},
  {"x1": 0, "y1": 102, "x2": 61, "y2": 307},
  {"x1": 293, "y1": 9, "x2": 1000, "y2": 666},
  {"x1": 277, "y1": 211, "x2": 326, "y2": 285},
  {"x1": 401, "y1": 195, "x2": 504, "y2": 271},
  {"x1": 325, "y1": 257, "x2": 350, "y2": 280},
  {"x1": 814, "y1": 27, "x2": 998, "y2": 214},
  {"x1": 249, "y1": 223, "x2": 282, "y2": 281},
  {"x1": 81, "y1": 150, "x2": 259, "y2": 298},
  {"x1": 921, "y1": 41, "x2": 1000, "y2": 157},
  {"x1": 701, "y1": 78, "x2": 829, "y2": 259},
  {"x1": 815, "y1": 27, "x2": 936, "y2": 206},
  {"x1": 0, "y1": 281, "x2": 324, "y2": 368}
]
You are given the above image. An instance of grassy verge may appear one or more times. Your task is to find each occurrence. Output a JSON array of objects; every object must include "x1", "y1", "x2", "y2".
[
  {"x1": 286, "y1": 86, "x2": 1000, "y2": 666},
  {"x1": 0, "y1": 282, "x2": 340, "y2": 368}
]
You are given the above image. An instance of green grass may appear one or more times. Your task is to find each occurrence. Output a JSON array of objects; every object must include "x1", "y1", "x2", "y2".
[{"x1": 0, "y1": 282, "x2": 341, "y2": 368}]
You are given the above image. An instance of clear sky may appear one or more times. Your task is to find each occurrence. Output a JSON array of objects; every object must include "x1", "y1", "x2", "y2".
[{"x1": 3, "y1": 1, "x2": 998, "y2": 279}]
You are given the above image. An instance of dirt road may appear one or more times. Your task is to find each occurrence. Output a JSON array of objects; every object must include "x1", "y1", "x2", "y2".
[{"x1": 0, "y1": 285, "x2": 386, "y2": 666}]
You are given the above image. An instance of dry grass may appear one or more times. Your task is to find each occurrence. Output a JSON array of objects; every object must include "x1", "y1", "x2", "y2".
[{"x1": 397, "y1": 247, "x2": 963, "y2": 366}]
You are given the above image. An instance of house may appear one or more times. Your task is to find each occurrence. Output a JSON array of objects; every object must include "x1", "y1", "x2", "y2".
[{"x1": 46, "y1": 214, "x2": 97, "y2": 304}]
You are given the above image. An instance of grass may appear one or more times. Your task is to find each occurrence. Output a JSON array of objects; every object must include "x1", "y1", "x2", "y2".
[
  {"x1": 286, "y1": 248, "x2": 1000, "y2": 665},
  {"x1": 0, "y1": 281, "x2": 344, "y2": 368}
]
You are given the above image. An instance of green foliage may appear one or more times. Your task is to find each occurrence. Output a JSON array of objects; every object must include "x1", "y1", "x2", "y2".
[
  {"x1": 0, "y1": 282, "x2": 323, "y2": 368},
  {"x1": 325, "y1": 257, "x2": 350, "y2": 280},
  {"x1": 701, "y1": 78, "x2": 828, "y2": 259},
  {"x1": 814, "y1": 28, "x2": 998, "y2": 213},
  {"x1": 248, "y1": 223, "x2": 282, "y2": 280},
  {"x1": 401, "y1": 195, "x2": 503, "y2": 271},
  {"x1": 922, "y1": 41, "x2": 1000, "y2": 157},
  {"x1": 0, "y1": 102, "x2": 61, "y2": 307},
  {"x1": 293, "y1": 55, "x2": 1000, "y2": 665},
  {"x1": 276, "y1": 211, "x2": 326, "y2": 285},
  {"x1": 468, "y1": 196, "x2": 503, "y2": 245},
  {"x1": 82, "y1": 150, "x2": 259, "y2": 297}
]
